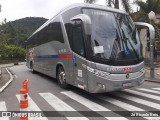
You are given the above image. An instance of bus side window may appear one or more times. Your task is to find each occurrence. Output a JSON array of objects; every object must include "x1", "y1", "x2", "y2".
[{"x1": 72, "y1": 21, "x2": 86, "y2": 57}]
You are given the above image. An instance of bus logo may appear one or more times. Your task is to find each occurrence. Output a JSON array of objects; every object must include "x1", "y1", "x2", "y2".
[
  {"x1": 123, "y1": 67, "x2": 132, "y2": 72},
  {"x1": 126, "y1": 73, "x2": 130, "y2": 79}
]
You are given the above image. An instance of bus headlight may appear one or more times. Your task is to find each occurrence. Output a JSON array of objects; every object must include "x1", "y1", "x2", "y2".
[
  {"x1": 86, "y1": 66, "x2": 110, "y2": 78},
  {"x1": 87, "y1": 66, "x2": 94, "y2": 72}
]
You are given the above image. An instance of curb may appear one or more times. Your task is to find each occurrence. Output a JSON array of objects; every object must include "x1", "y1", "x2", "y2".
[
  {"x1": 0, "y1": 62, "x2": 26, "y2": 68},
  {"x1": 145, "y1": 79, "x2": 160, "y2": 83},
  {"x1": 0, "y1": 64, "x2": 14, "y2": 68},
  {"x1": 0, "y1": 68, "x2": 13, "y2": 93}
]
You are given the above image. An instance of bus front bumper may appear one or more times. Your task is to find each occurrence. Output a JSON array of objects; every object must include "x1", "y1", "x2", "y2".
[{"x1": 87, "y1": 72, "x2": 145, "y2": 93}]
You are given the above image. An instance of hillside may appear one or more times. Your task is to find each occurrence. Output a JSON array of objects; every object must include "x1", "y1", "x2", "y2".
[{"x1": 0, "y1": 17, "x2": 48, "y2": 48}]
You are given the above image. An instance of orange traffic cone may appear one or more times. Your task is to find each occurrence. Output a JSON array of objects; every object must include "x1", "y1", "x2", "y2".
[{"x1": 20, "y1": 79, "x2": 29, "y2": 120}]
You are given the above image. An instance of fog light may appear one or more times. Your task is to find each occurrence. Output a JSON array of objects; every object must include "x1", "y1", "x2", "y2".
[{"x1": 97, "y1": 83, "x2": 105, "y2": 89}]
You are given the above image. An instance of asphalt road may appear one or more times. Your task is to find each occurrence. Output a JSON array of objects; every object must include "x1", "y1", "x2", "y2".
[{"x1": 0, "y1": 64, "x2": 160, "y2": 120}]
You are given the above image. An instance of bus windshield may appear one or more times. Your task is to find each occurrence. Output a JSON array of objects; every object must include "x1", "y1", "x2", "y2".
[{"x1": 83, "y1": 9, "x2": 143, "y2": 63}]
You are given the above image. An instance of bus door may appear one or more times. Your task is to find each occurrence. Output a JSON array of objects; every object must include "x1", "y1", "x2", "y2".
[{"x1": 71, "y1": 20, "x2": 88, "y2": 91}]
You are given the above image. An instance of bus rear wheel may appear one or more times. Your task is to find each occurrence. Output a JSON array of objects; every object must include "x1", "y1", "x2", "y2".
[{"x1": 57, "y1": 66, "x2": 68, "y2": 89}]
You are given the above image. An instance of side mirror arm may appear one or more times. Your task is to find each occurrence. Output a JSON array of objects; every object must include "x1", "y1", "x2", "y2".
[
  {"x1": 134, "y1": 22, "x2": 155, "y2": 43},
  {"x1": 134, "y1": 22, "x2": 155, "y2": 79},
  {"x1": 70, "y1": 14, "x2": 91, "y2": 35}
]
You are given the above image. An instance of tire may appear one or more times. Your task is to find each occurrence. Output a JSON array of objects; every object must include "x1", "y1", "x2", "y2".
[{"x1": 57, "y1": 66, "x2": 68, "y2": 89}]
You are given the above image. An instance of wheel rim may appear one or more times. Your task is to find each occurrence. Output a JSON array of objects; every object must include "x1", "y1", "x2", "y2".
[{"x1": 58, "y1": 68, "x2": 66, "y2": 84}]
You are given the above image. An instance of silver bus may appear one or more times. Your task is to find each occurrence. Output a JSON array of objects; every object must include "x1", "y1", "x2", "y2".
[{"x1": 26, "y1": 3, "x2": 155, "y2": 93}]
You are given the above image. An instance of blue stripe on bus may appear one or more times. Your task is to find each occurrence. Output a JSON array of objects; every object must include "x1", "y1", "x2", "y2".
[
  {"x1": 37, "y1": 54, "x2": 72, "y2": 59},
  {"x1": 37, "y1": 55, "x2": 59, "y2": 58}
]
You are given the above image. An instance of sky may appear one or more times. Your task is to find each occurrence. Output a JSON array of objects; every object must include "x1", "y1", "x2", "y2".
[{"x1": 0, "y1": 0, "x2": 139, "y2": 22}]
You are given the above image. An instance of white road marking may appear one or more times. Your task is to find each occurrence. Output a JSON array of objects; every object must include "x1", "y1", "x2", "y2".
[
  {"x1": 0, "y1": 101, "x2": 7, "y2": 111},
  {"x1": 152, "y1": 88, "x2": 160, "y2": 91},
  {"x1": 99, "y1": 95, "x2": 160, "y2": 120},
  {"x1": 0, "y1": 102, "x2": 9, "y2": 120},
  {"x1": 0, "y1": 68, "x2": 13, "y2": 93},
  {"x1": 100, "y1": 96, "x2": 143, "y2": 111},
  {"x1": 137, "y1": 88, "x2": 160, "y2": 94},
  {"x1": 61, "y1": 91, "x2": 128, "y2": 120},
  {"x1": 124, "y1": 89, "x2": 160, "y2": 101},
  {"x1": 16, "y1": 94, "x2": 48, "y2": 120},
  {"x1": 114, "y1": 92, "x2": 160, "y2": 110},
  {"x1": 39, "y1": 93, "x2": 89, "y2": 120}
]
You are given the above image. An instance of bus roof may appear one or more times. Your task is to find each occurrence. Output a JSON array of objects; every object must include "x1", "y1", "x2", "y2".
[{"x1": 28, "y1": 3, "x2": 127, "y2": 40}]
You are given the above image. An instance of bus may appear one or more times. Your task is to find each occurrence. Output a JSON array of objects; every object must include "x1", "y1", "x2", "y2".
[{"x1": 26, "y1": 3, "x2": 155, "y2": 93}]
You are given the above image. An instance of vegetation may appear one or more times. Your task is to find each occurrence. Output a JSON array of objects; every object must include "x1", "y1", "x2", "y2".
[
  {"x1": 133, "y1": 0, "x2": 160, "y2": 21},
  {"x1": 84, "y1": 0, "x2": 132, "y2": 14},
  {"x1": 0, "y1": 17, "x2": 48, "y2": 48},
  {"x1": 0, "y1": 17, "x2": 48, "y2": 63},
  {"x1": 84, "y1": 0, "x2": 97, "y2": 4},
  {"x1": 134, "y1": 0, "x2": 160, "y2": 51},
  {"x1": 0, "y1": 41, "x2": 25, "y2": 63},
  {"x1": 106, "y1": 0, "x2": 131, "y2": 14}
]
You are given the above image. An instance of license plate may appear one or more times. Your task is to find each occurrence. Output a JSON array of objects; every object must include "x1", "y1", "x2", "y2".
[{"x1": 122, "y1": 82, "x2": 133, "y2": 88}]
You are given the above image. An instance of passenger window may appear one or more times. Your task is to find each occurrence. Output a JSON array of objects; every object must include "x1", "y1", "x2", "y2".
[
  {"x1": 39, "y1": 20, "x2": 64, "y2": 44},
  {"x1": 27, "y1": 17, "x2": 64, "y2": 48},
  {"x1": 45, "y1": 21, "x2": 64, "y2": 43},
  {"x1": 72, "y1": 21, "x2": 85, "y2": 57}
]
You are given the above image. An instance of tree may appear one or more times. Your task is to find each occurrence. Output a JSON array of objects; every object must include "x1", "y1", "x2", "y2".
[
  {"x1": 106, "y1": 0, "x2": 131, "y2": 14},
  {"x1": 135, "y1": 0, "x2": 160, "y2": 52},
  {"x1": 133, "y1": 0, "x2": 160, "y2": 21},
  {"x1": 4, "y1": 18, "x2": 7, "y2": 24},
  {"x1": 84, "y1": 0, "x2": 97, "y2": 3},
  {"x1": 121, "y1": 0, "x2": 131, "y2": 14},
  {"x1": 0, "y1": 41, "x2": 25, "y2": 63},
  {"x1": 0, "y1": 17, "x2": 47, "y2": 48},
  {"x1": 135, "y1": 0, "x2": 160, "y2": 15}
]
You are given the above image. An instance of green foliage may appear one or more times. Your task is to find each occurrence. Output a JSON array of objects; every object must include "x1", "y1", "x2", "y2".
[
  {"x1": 0, "y1": 17, "x2": 47, "y2": 63},
  {"x1": 134, "y1": 0, "x2": 160, "y2": 14},
  {"x1": 133, "y1": 0, "x2": 160, "y2": 21},
  {"x1": 106, "y1": 0, "x2": 132, "y2": 14},
  {"x1": 133, "y1": 0, "x2": 160, "y2": 51},
  {"x1": 84, "y1": 0, "x2": 97, "y2": 3},
  {"x1": 122, "y1": 0, "x2": 131, "y2": 14},
  {"x1": 0, "y1": 17, "x2": 48, "y2": 48},
  {"x1": 0, "y1": 41, "x2": 25, "y2": 63}
]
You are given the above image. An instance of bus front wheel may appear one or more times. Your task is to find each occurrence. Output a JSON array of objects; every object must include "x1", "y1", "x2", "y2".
[{"x1": 57, "y1": 66, "x2": 68, "y2": 89}]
